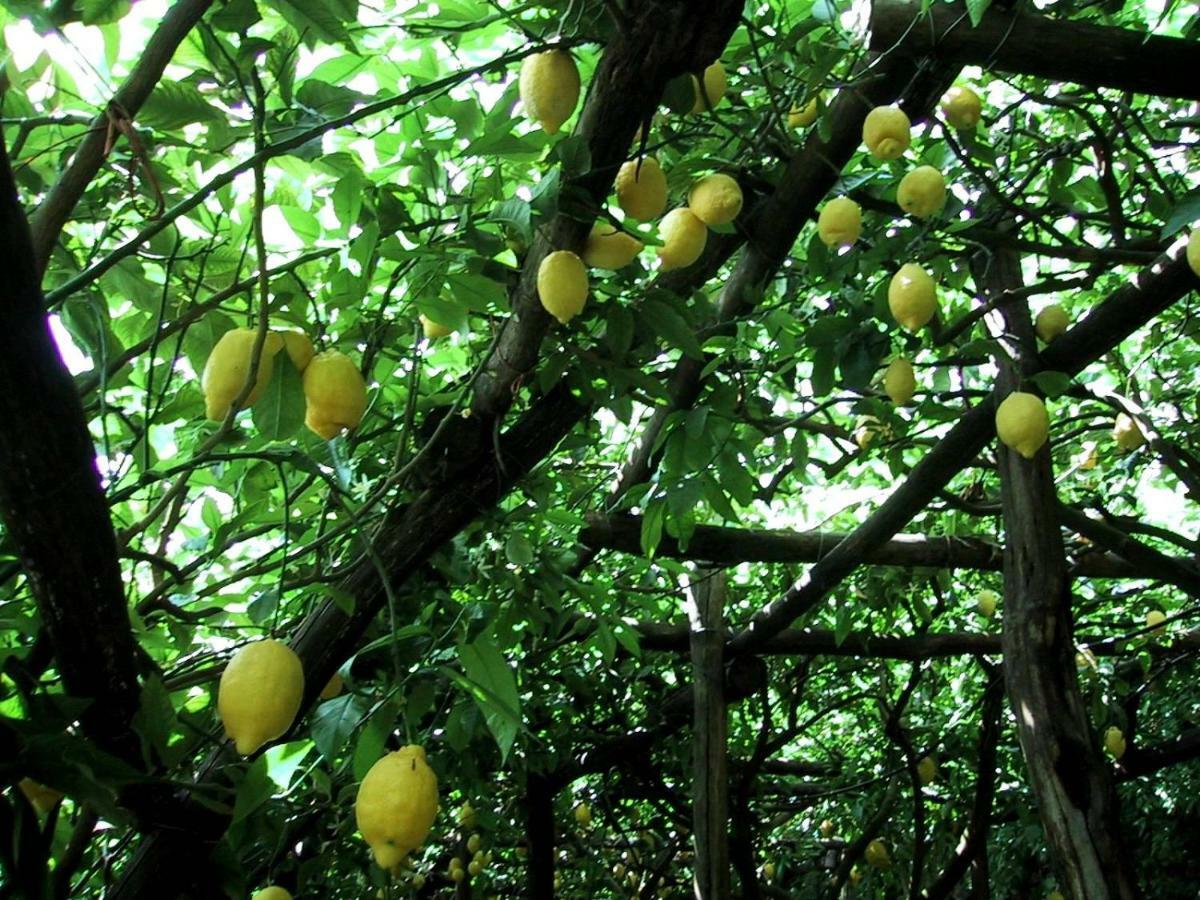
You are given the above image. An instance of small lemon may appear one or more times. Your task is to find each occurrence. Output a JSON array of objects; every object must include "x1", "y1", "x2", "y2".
[
  {"x1": 888, "y1": 263, "x2": 937, "y2": 331},
  {"x1": 976, "y1": 589, "x2": 999, "y2": 618},
  {"x1": 657, "y1": 208, "x2": 708, "y2": 271},
  {"x1": 251, "y1": 888, "x2": 292, "y2": 900},
  {"x1": 468, "y1": 861, "x2": 482, "y2": 876},
  {"x1": 897, "y1": 165, "x2": 946, "y2": 219},
  {"x1": 320, "y1": 672, "x2": 343, "y2": 700},
  {"x1": 884, "y1": 357, "x2": 916, "y2": 405},
  {"x1": 788, "y1": 96, "x2": 819, "y2": 128},
  {"x1": 277, "y1": 331, "x2": 314, "y2": 372},
  {"x1": 941, "y1": 86, "x2": 983, "y2": 129},
  {"x1": 18, "y1": 779, "x2": 63, "y2": 815},
  {"x1": 1188, "y1": 231, "x2": 1200, "y2": 277},
  {"x1": 819, "y1": 819, "x2": 835, "y2": 838},
  {"x1": 917, "y1": 755, "x2": 937, "y2": 785},
  {"x1": 1146, "y1": 609, "x2": 1166, "y2": 631},
  {"x1": 691, "y1": 61, "x2": 726, "y2": 113},
  {"x1": 995, "y1": 392, "x2": 1050, "y2": 459},
  {"x1": 456, "y1": 801, "x2": 477, "y2": 830},
  {"x1": 687, "y1": 173, "x2": 743, "y2": 226},
  {"x1": 849, "y1": 866, "x2": 864, "y2": 884},
  {"x1": 519, "y1": 50, "x2": 580, "y2": 135},
  {"x1": 1035, "y1": 305, "x2": 1070, "y2": 342},
  {"x1": 537, "y1": 250, "x2": 589, "y2": 324},
  {"x1": 356, "y1": 745, "x2": 440, "y2": 869},
  {"x1": 865, "y1": 838, "x2": 891, "y2": 869},
  {"x1": 574, "y1": 802, "x2": 592, "y2": 828},
  {"x1": 201, "y1": 327, "x2": 284, "y2": 421},
  {"x1": 762, "y1": 861, "x2": 776, "y2": 879},
  {"x1": 863, "y1": 105, "x2": 911, "y2": 159},
  {"x1": 1112, "y1": 413, "x2": 1145, "y2": 451},
  {"x1": 467, "y1": 833, "x2": 482, "y2": 853},
  {"x1": 582, "y1": 223, "x2": 643, "y2": 269},
  {"x1": 449, "y1": 867, "x2": 465, "y2": 883},
  {"x1": 218, "y1": 638, "x2": 305, "y2": 756},
  {"x1": 817, "y1": 197, "x2": 861, "y2": 248},
  {"x1": 1048, "y1": 891, "x2": 1065, "y2": 900},
  {"x1": 1103, "y1": 726, "x2": 1126, "y2": 760},
  {"x1": 303, "y1": 350, "x2": 368, "y2": 440},
  {"x1": 615, "y1": 157, "x2": 668, "y2": 222},
  {"x1": 420, "y1": 313, "x2": 454, "y2": 339}
]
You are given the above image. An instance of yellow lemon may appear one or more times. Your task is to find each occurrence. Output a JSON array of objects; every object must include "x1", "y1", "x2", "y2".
[
  {"x1": 251, "y1": 888, "x2": 292, "y2": 900},
  {"x1": 574, "y1": 802, "x2": 592, "y2": 828},
  {"x1": 303, "y1": 350, "x2": 367, "y2": 440},
  {"x1": 201, "y1": 327, "x2": 284, "y2": 421},
  {"x1": 976, "y1": 589, "x2": 999, "y2": 618},
  {"x1": 917, "y1": 756, "x2": 937, "y2": 785},
  {"x1": 1035, "y1": 305, "x2": 1069, "y2": 342},
  {"x1": 456, "y1": 801, "x2": 476, "y2": 830},
  {"x1": 276, "y1": 331, "x2": 314, "y2": 372},
  {"x1": 897, "y1": 165, "x2": 946, "y2": 219},
  {"x1": 1146, "y1": 609, "x2": 1166, "y2": 631},
  {"x1": 788, "y1": 96, "x2": 819, "y2": 128},
  {"x1": 519, "y1": 50, "x2": 580, "y2": 135},
  {"x1": 356, "y1": 746, "x2": 440, "y2": 869},
  {"x1": 582, "y1": 223, "x2": 643, "y2": 269},
  {"x1": 420, "y1": 313, "x2": 454, "y2": 340},
  {"x1": 1103, "y1": 726, "x2": 1126, "y2": 760},
  {"x1": 1112, "y1": 413, "x2": 1145, "y2": 451},
  {"x1": 537, "y1": 250, "x2": 589, "y2": 324},
  {"x1": 687, "y1": 173, "x2": 743, "y2": 226},
  {"x1": 615, "y1": 157, "x2": 668, "y2": 222},
  {"x1": 467, "y1": 834, "x2": 482, "y2": 854},
  {"x1": 865, "y1": 838, "x2": 891, "y2": 869},
  {"x1": 941, "y1": 86, "x2": 982, "y2": 129},
  {"x1": 863, "y1": 105, "x2": 911, "y2": 159},
  {"x1": 691, "y1": 61, "x2": 726, "y2": 113},
  {"x1": 1048, "y1": 891, "x2": 1065, "y2": 900},
  {"x1": 883, "y1": 357, "x2": 916, "y2": 405},
  {"x1": 819, "y1": 819, "x2": 835, "y2": 839},
  {"x1": 320, "y1": 672, "x2": 343, "y2": 700},
  {"x1": 218, "y1": 638, "x2": 305, "y2": 756},
  {"x1": 656, "y1": 208, "x2": 707, "y2": 271},
  {"x1": 995, "y1": 392, "x2": 1050, "y2": 459},
  {"x1": 1188, "y1": 230, "x2": 1200, "y2": 277},
  {"x1": 468, "y1": 861, "x2": 482, "y2": 876},
  {"x1": 817, "y1": 197, "x2": 861, "y2": 248},
  {"x1": 888, "y1": 263, "x2": 937, "y2": 331},
  {"x1": 18, "y1": 779, "x2": 63, "y2": 815}
]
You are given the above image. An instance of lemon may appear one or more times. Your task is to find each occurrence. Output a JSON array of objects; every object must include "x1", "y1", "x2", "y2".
[
  {"x1": 218, "y1": 638, "x2": 305, "y2": 756},
  {"x1": 656, "y1": 208, "x2": 707, "y2": 271},
  {"x1": 941, "y1": 86, "x2": 982, "y2": 129},
  {"x1": 883, "y1": 357, "x2": 916, "y2": 405},
  {"x1": 251, "y1": 888, "x2": 292, "y2": 900},
  {"x1": 412, "y1": 874, "x2": 426, "y2": 889},
  {"x1": 863, "y1": 105, "x2": 911, "y2": 159},
  {"x1": 897, "y1": 165, "x2": 946, "y2": 219},
  {"x1": 854, "y1": 416, "x2": 890, "y2": 451},
  {"x1": 1035, "y1": 305, "x2": 1069, "y2": 342},
  {"x1": 995, "y1": 392, "x2": 1050, "y2": 459},
  {"x1": 888, "y1": 263, "x2": 937, "y2": 331},
  {"x1": 450, "y1": 867, "x2": 465, "y2": 883},
  {"x1": 976, "y1": 589, "x2": 998, "y2": 618},
  {"x1": 1146, "y1": 609, "x2": 1166, "y2": 631},
  {"x1": 303, "y1": 350, "x2": 368, "y2": 440},
  {"x1": 276, "y1": 331, "x2": 314, "y2": 372},
  {"x1": 691, "y1": 61, "x2": 726, "y2": 113},
  {"x1": 467, "y1": 834, "x2": 482, "y2": 854},
  {"x1": 518, "y1": 50, "x2": 580, "y2": 135},
  {"x1": 1112, "y1": 413, "x2": 1145, "y2": 451},
  {"x1": 849, "y1": 866, "x2": 863, "y2": 884},
  {"x1": 819, "y1": 819, "x2": 835, "y2": 838},
  {"x1": 1048, "y1": 891, "x2": 1065, "y2": 900},
  {"x1": 762, "y1": 861, "x2": 776, "y2": 879},
  {"x1": 356, "y1": 745, "x2": 439, "y2": 869},
  {"x1": 582, "y1": 223, "x2": 643, "y2": 269},
  {"x1": 788, "y1": 96, "x2": 819, "y2": 128},
  {"x1": 1103, "y1": 726, "x2": 1126, "y2": 760},
  {"x1": 538, "y1": 250, "x2": 589, "y2": 324},
  {"x1": 1188, "y1": 231, "x2": 1200, "y2": 277},
  {"x1": 574, "y1": 802, "x2": 592, "y2": 827},
  {"x1": 201, "y1": 327, "x2": 284, "y2": 421},
  {"x1": 320, "y1": 672, "x2": 343, "y2": 700},
  {"x1": 615, "y1": 157, "x2": 668, "y2": 222},
  {"x1": 420, "y1": 313, "x2": 454, "y2": 340},
  {"x1": 817, "y1": 197, "x2": 861, "y2": 248},
  {"x1": 865, "y1": 838, "x2": 891, "y2": 869},
  {"x1": 687, "y1": 173, "x2": 743, "y2": 226},
  {"x1": 917, "y1": 755, "x2": 937, "y2": 785},
  {"x1": 18, "y1": 779, "x2": 63, "y2": 815}
]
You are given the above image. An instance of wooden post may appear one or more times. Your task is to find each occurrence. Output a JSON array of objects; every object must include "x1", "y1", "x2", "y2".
[{"x1": 688, "y1": 569, "x2": 730, "y2": 899}]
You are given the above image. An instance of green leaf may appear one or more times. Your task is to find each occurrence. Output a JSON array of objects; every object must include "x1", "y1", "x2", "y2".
[
  {"x1": 1029, "y1": 370, "x2": 1073, "y2": 399},
  {"x1": 456, "y1": 640, "x2": 521, "y2": 762},
  {"x1": 80, "y1": 0, "x2": 130, "y2": 25},
  {"x1": 252, "y1": 353, "x2": 305, "y2": 440},
  {"x1": 271, "y1": 0, "x2": 357, "y2": 48},
  {"x1": 965, "y1": 0, "x2": 993, "y2": 26},
  {"x1": 640, "y1": 496, "x2": 666, "y2": 557},
  {"x1": 640, "y1": 299, "x2": 703, "y2": 360},
  {"x1": 1163, "y1": 191, "x2": 1200, "y2": 237},
  {"x1": 309, "y1": 694, "x2": 369, "y2": 761},
  {"x1": 139, "y1": 82, "x2": 222, "y2": 131},
  {"x1": 504, "y1": 533, "x2": 534, "y2": 566},
  {"x1": 231, "y1": 756, "x2": 274, "y2": 824}
]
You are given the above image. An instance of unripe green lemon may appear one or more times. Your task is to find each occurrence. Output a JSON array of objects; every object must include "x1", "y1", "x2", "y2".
[
  {"x1": 865, "y1": 839, "x2": 891, "y2": 869},
  {"x1": 303, "y1": 350, "x2": 367, "y2": 440},
  {"x1": 995, "y1": 392, "x2": 1050, "y2": 459},
  {"x1": 1188, "y1": 230, "x2": 1200, "y2": 277},
  {"x1": 656, "y1": 208, "x2": 707, "y2": 271},
  {"x1": 1048, "y1": 891, "x2": 1065, "y2": 900},
  {"x1": 420, "y1": 313, "x2": 454, "y2": 340},
  {"x1": 537, "y1": 250, "x2": 589, "y2": 324},
  {"x1": 201, "y1": 327, "x2": 284, "y2": 421},
  {"x1": 817, "y1": 197, "x2": 861, "y2": 248},
  {"x1": 1035, "y1": 305, "x2": 1069, "y2": 342},
  {"x1": 883, "y1": 358, "x2": 916, "y2": 405},
  {"x1": 615, "y1": 158, "x2": 668, "y2": 222},
  {"x1": 519, "y1": 50, "x2": 580, "y2": 135},
  {"x1": 1112, "y1": 413, "x2": 1145, "y2": 451},
  {"x1": 467, "y1": 833, "x2": 482, "y2": 854},
  {"x1": 897, "y1": 165, "x2": 946, "y2": 219},
  {"x1": 252, "y1": 888, "x2": 292, "y2": 900},
  {"x1": 863, "y1": 105, "x2": 911, "y2": 159},
  {"x1": 691, "y1": 61, "x2": 726, "y2": 113},
  {"x1": 356, "y1": 746, "x2": 440, "y2": 869},
  {"x1": 1103, "y1": 726, "x2": 1126, "y2": 760},
  {"x1": 976, "y1": 589, "x2": 999, "y2": 618},
  {"x1": 917, "y1": 755, "x2": 937, "y2": 785},
  {"x1": 687, "y1": 173, "x2": 743, "y2": 226},
  {"x1": 574, "y1": 802, "x2": 592, "y2": 827},
  {"x1": 788, "y1": 96, "x2": 819, "y2": 128},
  {"x1": 218, "y1": 639, "x2": 305, "y2": 756},
  {"x1": 1146, "y1": 609, "x2": 1166, "y2": 631},
  {"x1": 888, "y1": 263, "x2": 937, "y2": 331},
  {"x1": 941, "y1": 86, "x2": 983, "y2": 129},
  {"x1": 582, "y1": 223, "x2": 643, "y2": 269}
]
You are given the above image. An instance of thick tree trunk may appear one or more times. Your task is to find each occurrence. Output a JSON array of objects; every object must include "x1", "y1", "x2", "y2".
[
  {"x1": 689, "y1": 571, "x2": 729, "y2": 899},
  {"x1": 525, "y1": 772, "x2": 556, "y2": 900}
]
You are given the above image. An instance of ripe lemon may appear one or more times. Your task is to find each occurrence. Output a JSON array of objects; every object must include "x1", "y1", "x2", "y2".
[
  {"x1": 303, "y1": 350, "x2": 368, "y2": 440},
  {"x1": 1035, "y1": 305, "x2": 1069, "y2": 342},
  {"x1": 897, "y1": 165, "x2": 946, "y2": 219},
  {"x1": 863, "y1": 105, "x2": 911, "y2": 159},
  {"x1": 656, "y1": 208, "x2": 707, "y2": 271},
  {"x1": 574, "y1": 802, "x2": 592, "y2": 827},
  {"x1": 518, "y1": 50, "x2": 580, "y2": 135},
  {"x1": 691, "y1": 61, "x2": 726, "y2": 113},
  {"x1": 865, "y1": 838, "x2": 891, "y2": 869},
  {"x1": 467, "y1": 834, "x2": 482, "y2": 853},
  {"x1": 819, "y1": 819, "x2": 835, "y2": 838},
  {"x1": 1188, "y1": 230, "x2": 1200, "y2": 277},
  {"x1": 18, "y1": 779, "x2": 63, "y2": 815},
  {"x1": 218, "y1": 638, "x2": 305, "y2": 756},
  {"x1": 917, "y1": 755, "x2": 937, "y2": 785},
  {"x1": 1112, "y1": 413, "x2": 1145, "y2": 450},
  {"x1": 687, "y1": 173, "x2": 743, "y2": 226},
  {"x1": 615, "y1": 157, "x2": 668, "y2": 222},
  {"x1": 883, "y1": 358, "x2": 916, "y2": 405},
  {"x1": 941, "y1": 86, "x2": 982, "y2": 129},
  {"x1": 320, "y1": 672, "x2": 344, "y2": 700},
  {"x1": 252, "y1": 888, "x2": 292, "y2": 900},
  {"x1": 538, "y1": 250, "x2": 589, "y2": 323},
  {"x1": 356, "y1": 745, "x2": 440, "y2": 869},
  {"x1": 1146, "y1": 609, "x2": 1166, "y2": 631},
  {"x1": 277, "y1": 331, "x2": 314, "y2": 372},
  {"x1": 788, "y1": 96, "x2": 819, "y2": 128},
  {"x1": 582, "y1": 223, "x2": 643, "y2": 269},
  {"x1": 888, "y1": 263, "x2": 937, "y2": 331},
  {"x1": 420, "y1": 314, "x2": 454, "y2": 340},
  {"x1": 995, "y1": 392, "x2": 1050, "y2": 459},
  {"x1": 976, "y1": 589, "x2": 998, "y2": 618},
  {"x1": 1103, "y1": 726, "x2": 1126, "y2": 760},
  {"x1": 817, "y1": 197, "x2": 861, "y2": 248},
  {"x1": 201, "y1": 327, "x2": 284, "y2": 421}
]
